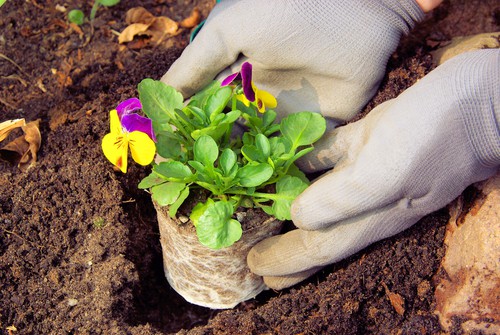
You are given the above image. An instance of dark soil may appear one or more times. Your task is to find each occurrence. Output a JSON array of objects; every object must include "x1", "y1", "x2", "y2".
[{"x1": 0, "y1": 1, "x2": 498, "y2": 334}]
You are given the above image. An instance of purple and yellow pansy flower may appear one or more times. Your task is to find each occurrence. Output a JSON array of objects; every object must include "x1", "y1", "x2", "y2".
[
  {"x1": 221, "y1": 62, "x2": 277, "y2": 113},
  {"x1": 102, "y1": 98, "x2": 156, "y2": 173}
]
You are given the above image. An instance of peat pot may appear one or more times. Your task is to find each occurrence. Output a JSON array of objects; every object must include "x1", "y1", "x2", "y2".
[{"x1": 154, "y1": 202, "x2": 284, "y2": 309}]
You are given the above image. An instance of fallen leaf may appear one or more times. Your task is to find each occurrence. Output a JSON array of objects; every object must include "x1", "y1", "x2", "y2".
[
  {"x1": 0, "y1": 118, "x2": 25, "y2": 142},
  {"x1": 180, "y1": 7, "x2": 201, "y2": 28},
  {"x1": 148, "y1": 16, "x2": 179, "y2": 44},
  {"x1": 1, "y1": 136, "x2": 30, "y2": 164},
  {"x1": 118, "y1": 7, "x2": 179, "y2": 46},
  {"x1": 118, "y1": 23, "x2": 151, "y2": 44},
  {"x1": 382, "y1": 282, "x2": 405, "y2": 316},
  {"x1": 125, "y1": 7, "x2": 156, "y2": 25},
  {"x1": 0, "y1": 119, "x2": 41, "y2": 171}
]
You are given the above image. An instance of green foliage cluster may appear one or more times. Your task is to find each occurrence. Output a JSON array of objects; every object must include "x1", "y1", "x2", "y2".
[
  {"x1": 138, "y1": 79, "x2": 326, "y2": 249},
  {"x1": 68, "y1": 0, "x2": 120, "y2": 25}
]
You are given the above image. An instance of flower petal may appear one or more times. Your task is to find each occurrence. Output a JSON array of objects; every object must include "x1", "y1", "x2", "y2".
[
  {"x1": 128, "y1": 131, "x2": 156, "y2": 166},
  {"x1": 241, "y1": 62, "x2": 255, "y2": 102},
  {"x1": 236, "y1": 94, "x2": 251, "y2": 107},
  {"x1": 102, "y1": 133, "x2": 128, "y2": 173},
  {"x1": 121, "y1": 113, "x2": 156, "y2": 141},
  {"x1": 109, "y1": 110, "x2": 122, "y2": 134},
  {"x1": 221, "y1": 72, "x2": 240, "y2": 86},
  {"x1": 116, "y1": 98, "x2": 142, "y2": 118},
  {"x1": 258, "y1": 89, "x2": 277, "y2": 109}
]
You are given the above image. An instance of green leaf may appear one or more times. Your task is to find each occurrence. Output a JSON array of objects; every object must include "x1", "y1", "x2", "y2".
[
  {"x1": 188, "y1": 160, "x2": 205, "y2": 174},
  {"x1": 0, "y1": 0, "x2": 6, "y2": 7},
  {"x1": 138, "y1": 79, "x2": 184, "y2": 124},
  {"x1": 68, "y1": 9, "x2": 84, "y2": 25},
  {"x1": 255, "y1": 134, "x2": 270, "y2": 158},
  {"x1": 191, "y1": 123, "x2": 228, "y2": 142},
  {"x1": 138, "y1": 172, "x2": 165, "y2": 189},
  {"x1": 222, "y1": 110, "x2": 241, "y2": 124},
  {"x1": 152, "y1": 182, "x2": 186, "y2": 206},
  {"x1": 269, "y1": 137, "x2": 292, "y2": 158},
  {"x1": 262, "y1": 110, "x2": 277, "y2": 128},
  {"x1": 264, "y1": 124, "x2": 280, "y2": 136},
  {"x1": 154, "y1": 161, "x2": 193, "y2": 181},
  {"x1": 220, "y1": 148, "x2": 237, "y2": 175},
  {"x1": 156, "y1": 133, "x2": 182, "y2": 160},
  {"x1": 169, "y1": 187, "x2": 190, "y2": 218},
  {"x1": 97, "y1": 0, "x2": 120, "y2": 6},
  {"x1": 190, "y1": 199, "x2": 213, "y2": 227},
  {"x1": 241, "y1": 145, "x2": 264, "y2": 163},
  {"x1": 173, "y1": 108, "x2": 196, "y2": 133},
  {"x1": 207, "y1": 86, "x2": 232, "y2": 120},
  {"x1": 271, "y1": 175, "x2": 308, "y2": 220},
  {"x1": 194, "y1": 135, "x2": 218, "y2": 166},
  {"x1": 189, "y1": 81, "x2": 221, "y2": 109},
  {"x1": 184, "y1": 106, "x2": 208, "y2": 126},
  {"x1": 280, "y1": 112, "x2": 326, "y2": 149},
  {"x1": 288, "y1": 147, "x2": 314, "y2": 165},
  {"x1": 196, "y1": 201, "x2": 242, "y2": 249},
  {"x1": 286, "y1": 164, "x2": 310, "y2": 184},
  {"x1": 236, "y1": 163, "x2": 273, "y2": 187}
]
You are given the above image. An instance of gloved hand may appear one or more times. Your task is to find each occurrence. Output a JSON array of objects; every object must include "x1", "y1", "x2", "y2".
[
  {"x1": 247, "y1": 49, "x2": 500, "y2": 290},
  {"x1": 162, "y1": 0, "x2": 424, "y2": 125}
]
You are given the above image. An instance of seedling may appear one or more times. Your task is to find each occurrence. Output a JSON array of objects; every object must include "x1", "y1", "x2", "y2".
[
  {"x1": 102, "y1": 62, "x2": 326, "y2": 249},
  {"x1": 68, "y1": 0, "x2": 120, "y2": 25}
]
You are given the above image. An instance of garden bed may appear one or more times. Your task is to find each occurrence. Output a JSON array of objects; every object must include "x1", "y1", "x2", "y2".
[{"x1": 0, "y1": 1, "x2": 498, "y2": 334}]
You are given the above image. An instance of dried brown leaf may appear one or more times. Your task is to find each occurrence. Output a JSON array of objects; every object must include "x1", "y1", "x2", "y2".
[
  {"x1": 0, "y1": 119, "x2": 41, "y2": 171},
  {"x1": 149, "y1": 16, "x2": 179, "y2": 44},
  {"x1": 0, "y1": 118, "x2": 25, "y2": 142},
  {"x1": 1, "y1": 135, "x2": 30, "y2": 163},
  {"x1": 382, "y1": 282, "x2": 405, "y2": 316},
  {"x1": 125, "y1": 7, "x2": 155, "y2": 25},
  {"x1": 20, "y1": 120, "x2": 41, "y2": 171},
  {"x1": 119, "y1": 6, "x2": 179, "y2": 46},
  {"x1": 118, "y1": 23, "x2": 151, "y2": 44},
  {"x1": 180, "y1": 7, "x2": 201, "y2": 28}
]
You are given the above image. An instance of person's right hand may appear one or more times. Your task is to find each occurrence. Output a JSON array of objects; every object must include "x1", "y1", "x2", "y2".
[{"x1": 162, "y1": 0, "x2": 424, "y2": 125}]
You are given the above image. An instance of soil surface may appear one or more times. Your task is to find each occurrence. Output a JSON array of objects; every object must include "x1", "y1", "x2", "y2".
[{"x1": 0, "y1": 1, "x2": 498, "y2": 334}]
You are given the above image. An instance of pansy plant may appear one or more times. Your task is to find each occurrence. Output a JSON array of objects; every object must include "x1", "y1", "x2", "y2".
[{"x1": 103, "y1": 62, "x2": 326, "y2": 249}]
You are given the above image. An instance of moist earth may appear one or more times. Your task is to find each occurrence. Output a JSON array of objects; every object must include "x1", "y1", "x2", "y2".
[{"x1": 0, "y1": 1, "x2": 498, "y2": 334}]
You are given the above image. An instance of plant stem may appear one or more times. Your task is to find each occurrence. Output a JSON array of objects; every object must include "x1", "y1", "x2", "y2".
[{"x1": 89, "y1": 1, "x2": 100, "y2": 21}]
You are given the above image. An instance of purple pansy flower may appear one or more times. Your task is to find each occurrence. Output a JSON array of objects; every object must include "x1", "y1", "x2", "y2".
[
  {"x1": 221, "y1": 62, "x2": 255, "y2": 102},
  {"x1": 116, "y1": 98, "x2": 156, "y2": 142}
]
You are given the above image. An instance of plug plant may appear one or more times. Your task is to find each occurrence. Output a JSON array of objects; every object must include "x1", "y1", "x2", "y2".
[{"x1": 102, "y1": 62, "x2": 326, "y2": 249}]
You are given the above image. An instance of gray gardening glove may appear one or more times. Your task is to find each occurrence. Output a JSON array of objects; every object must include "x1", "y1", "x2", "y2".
[
  {"x1": 162, "y1": 0, "x2": 424, "y2": 125},
  {"x1": 247, "y1": 49, "x2": 500, "y2": 290}
]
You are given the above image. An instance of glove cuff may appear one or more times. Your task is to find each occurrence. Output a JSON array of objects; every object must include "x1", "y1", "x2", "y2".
[{"x1": 451, "y1": 50, "x2": 500, "y2": 168}]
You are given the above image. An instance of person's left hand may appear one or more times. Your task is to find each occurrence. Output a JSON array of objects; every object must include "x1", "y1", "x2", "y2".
[{"x1": 247, "y1": 49, "x2": 500, "y2": 290}]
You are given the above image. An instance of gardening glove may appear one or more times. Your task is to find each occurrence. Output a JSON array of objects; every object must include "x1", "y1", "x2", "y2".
[
  {"x1": 247, "y1": 49, "x2": 500, "y2": 290},
  {"x1": 162, "y1": 0, "x2": 425, "y2": 125}
]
